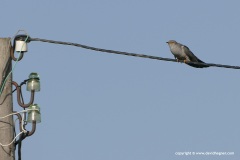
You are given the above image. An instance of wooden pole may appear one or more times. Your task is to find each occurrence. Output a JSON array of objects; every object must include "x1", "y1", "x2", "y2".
[{"x1": 0, "y1": 38, "x2": 15, "y2": 160}]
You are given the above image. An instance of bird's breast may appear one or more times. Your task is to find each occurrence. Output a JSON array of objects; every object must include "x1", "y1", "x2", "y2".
[{"x1": 170, "y1": 46, "x2": 185, "y2": 58}]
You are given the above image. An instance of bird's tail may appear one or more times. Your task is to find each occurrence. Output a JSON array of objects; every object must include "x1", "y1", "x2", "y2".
[{"x1": 187, "y1": 59, "x2": 209, "y2": 68}]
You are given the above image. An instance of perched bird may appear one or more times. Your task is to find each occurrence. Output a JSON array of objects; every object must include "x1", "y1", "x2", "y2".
[{"x1": 166, "y1": 40, "x2": 209, "y2": 68}]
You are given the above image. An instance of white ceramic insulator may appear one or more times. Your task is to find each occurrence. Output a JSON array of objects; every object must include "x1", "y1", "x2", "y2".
[{"x1": 15, "y1": 40, "x2": 28, "y2": 52}]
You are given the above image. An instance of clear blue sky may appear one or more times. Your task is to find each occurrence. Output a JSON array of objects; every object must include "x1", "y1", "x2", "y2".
[{"x1": 1, "y1": 0, "x2": 240, "y2": 160}]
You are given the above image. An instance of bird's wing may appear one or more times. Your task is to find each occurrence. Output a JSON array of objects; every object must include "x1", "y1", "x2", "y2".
[
  {"x1": 181, "y1": 45, "x2": 209, "y2": 68},
  {"x1": 181, "y1": 45, "x2": 200, "y2": 62}
]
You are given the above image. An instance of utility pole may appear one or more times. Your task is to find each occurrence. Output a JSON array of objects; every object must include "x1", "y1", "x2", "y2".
[{"x1": 0, "y1": 38, "x2": 15, "y2": 160}]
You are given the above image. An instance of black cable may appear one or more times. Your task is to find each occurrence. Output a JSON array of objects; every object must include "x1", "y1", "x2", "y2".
[
  {"x1": 16, "y1": 133, "x2": 28, "y2": 160},
  {"x1": 17, "y1": 134, "x2": 23, "y2": 160},
  {"x1": 29, "y1": 37, "x2": 240, "y2": 69}
]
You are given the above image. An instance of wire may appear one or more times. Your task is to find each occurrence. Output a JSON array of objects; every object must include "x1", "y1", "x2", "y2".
[
  {"x1": 0, "y1": 93, "x2": 11, "y2": 105},
  {"x1": 0, "y1": 109, "x2": 38, "y2": 133},
  {"x1": 0, "y1": 108, "x2": 39, "y2": 147},
  {"x1": 0, "y1": 131, "x2": 24, "y2": 147},
  {"x1": 21, "y1": 112, "x2": 27, "y2": 133},
  {"x1": 0, "y1": 78, "x2": 29, "y2": 106},
  {"x1": 29, "y1": 37, "x2": 240, "y2": 69},
  {"x1": 0, "y1": 109, "x2": 39, "y2": 120},
  {"x1": 15, "y1": 132, "x2": 27, "y2": 160},
  {"x1": 12, "y1": 78, "x2": 29, "y2": 94},
  {"x1": 0, "y1": 31, "x2": 29, "y2": 97},
  {"x1": 18, "y1": 133, "x2": 24, "y2": 160}
]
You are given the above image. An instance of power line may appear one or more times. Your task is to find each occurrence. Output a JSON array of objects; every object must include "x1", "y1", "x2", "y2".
[{"x1": 29, "y1": 37, "x2": 240, "y2": 69}]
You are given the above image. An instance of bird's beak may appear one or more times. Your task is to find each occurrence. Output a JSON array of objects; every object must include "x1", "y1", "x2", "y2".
[{"x1": 166, "y1": 42, "x2": 168, "y2": 43}]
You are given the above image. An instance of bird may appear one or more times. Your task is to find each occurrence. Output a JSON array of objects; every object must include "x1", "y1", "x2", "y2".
[{"x1": 166, "y1": 40, "x2": 209, "y2": 68}]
